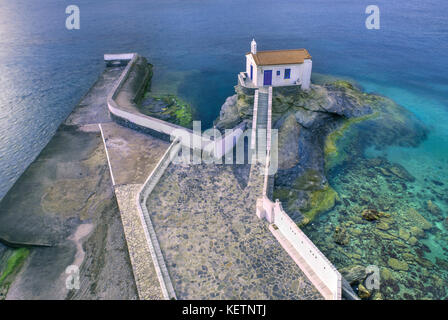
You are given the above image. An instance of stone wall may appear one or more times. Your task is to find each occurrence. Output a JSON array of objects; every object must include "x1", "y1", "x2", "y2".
[
  {"x1": 136, "y1": 138, "x2": 182, "y2": 300},
  {"x1": 106, "y1": 53, "x2": 246, "y2": 160}
]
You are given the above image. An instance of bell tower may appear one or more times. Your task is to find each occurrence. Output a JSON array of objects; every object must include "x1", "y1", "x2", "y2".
[{"x1": 251, "y1": 38, "x2": 257, "y2": 54}]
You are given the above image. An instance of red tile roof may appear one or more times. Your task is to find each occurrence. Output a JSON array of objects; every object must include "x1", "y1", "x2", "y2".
[{"x1": 247, "y1": 49, "x2": 311, "y2": 66}]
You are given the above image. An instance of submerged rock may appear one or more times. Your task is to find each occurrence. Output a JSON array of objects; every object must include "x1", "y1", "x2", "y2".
[
  {"x1": 388, "y1": 164, "x2": 415, "y2": 182},
  {"x1": 333, "y1": 226, "x2": 350, "y2": 245},
  {"x1": 372, "y1": 291, "x2": 383, "y2": 300},
  {"x1": 410, "y1": 226, "x2": 425, "y2": 238},
  {"x1": 426, "y1": 200, "x2": 442, "y2": 216},
  {"x1": 358, "y1": 283, "x2": 371, "y2": 299},
  {"x1": 388, "y1": 258, "x2": 409, "y2": 271},
  {"x1": 362, "y1": 209, "x2": 384, "y2": 221},
  {"x1": 381, "y1": 268, "x2": 393, "y2": 281},
  {"x1": 408, "y1": 236, "x2": 418, "y2": 245},
  {"x1": 340, "y1": 265, "x2": 366, "y2": 284},
  {"x1": 398, "y1": 228, "x2": 411, "y2": 241},
  {"x1": 407, "y1": 208, "x2": 433, "y2": 231},
  {"x1": 376, "y1": 221, "x2": 391, "y2": 230}
]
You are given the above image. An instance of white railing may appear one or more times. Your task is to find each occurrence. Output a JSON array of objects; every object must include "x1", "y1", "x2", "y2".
[
  {"x1": 262, "y1": 87, "x2": 272, "y2": 197},
  {"x1": 272, "y1": 200, "x2": 342, "y2": 300},
  {"x1": 251, "y1": 90, "x2": 259, "y2": 151},
  {"x1": 255, "y1": 86, "x2": 342, "y2": 300},
  {"x1": 266, "y1": 86, "x2": 272, "y2": 152}
]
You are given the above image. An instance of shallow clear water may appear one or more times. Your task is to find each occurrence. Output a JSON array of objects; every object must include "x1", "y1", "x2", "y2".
[{"x1": 0, "y1": 0, "x2": 447, "y2": 298}]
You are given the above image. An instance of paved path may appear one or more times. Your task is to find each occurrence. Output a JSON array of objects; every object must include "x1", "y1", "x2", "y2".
[
  {"x1": 99, "y1": 107, "x2": 170, "y2": 300},
  {"x1": 114, "y1": 184, "x2": 163, "y2": 300},
  {"x1": 145, "y1": 162, "x2": 322, "y2": 300}
]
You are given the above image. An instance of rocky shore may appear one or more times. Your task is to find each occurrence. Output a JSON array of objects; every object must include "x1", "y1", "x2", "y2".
[
  {"x1": 215, "y1": 78, "x2": 446, "y2": 300},
  {"x1": 216, "y1": 79, "x2": 427, "y2": 226}
]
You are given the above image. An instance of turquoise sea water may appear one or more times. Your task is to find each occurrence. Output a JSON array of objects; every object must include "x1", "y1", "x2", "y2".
[{"x1": 0, "y1": 0, "x2": 447, "y2": 298}]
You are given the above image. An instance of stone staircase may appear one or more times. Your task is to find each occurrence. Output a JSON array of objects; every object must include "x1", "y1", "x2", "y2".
[{"x1": 256, "y1": 88, "x2": 269, "y2": 161}]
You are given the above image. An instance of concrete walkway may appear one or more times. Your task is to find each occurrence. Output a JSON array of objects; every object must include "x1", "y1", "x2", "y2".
[{"x1": 99, "y1": 122, "x2": 170, "y2": 300}]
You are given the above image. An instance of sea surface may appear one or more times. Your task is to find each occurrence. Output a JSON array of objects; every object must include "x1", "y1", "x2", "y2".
[{"x1": 0, "y1": 0, "x2": 447, "y2": 299}]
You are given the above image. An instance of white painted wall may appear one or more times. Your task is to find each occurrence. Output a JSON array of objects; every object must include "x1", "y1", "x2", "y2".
[
  {"x1": 252, "y1": 81, "x2": 339, "y2": 299},
  {"x1": 104, "y1": 53, "x2": 135, "y2": 61},
  {"x1": 271, "y1": 201, "x2": 341, "y2": 299},
  {"x1": 245, "y1": 55, "x2": 312, "y2": 90},
  {"x1": 245, "y1": 54, "x2": 258, "y2": 85},
  {"x1": 301, "y1": 59, "x2": 312, "y2": 90}
]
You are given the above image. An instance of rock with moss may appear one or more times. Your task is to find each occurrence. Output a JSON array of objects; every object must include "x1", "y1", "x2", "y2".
[
  {"x1": 333, "y1": 226, "x2": 350, "y2": 246},
  {"x1": 215, "y1": 77, "x2": 428, "y2": 225},
  {"x1": 340, "y1": 265, "x2": 366, "y2": 285},
  {"x1": 358, "y1": 283, "x2": 371, "y2": 299},
  {"x1": 0, "y1": 248, "x2": 29, "y2": 299},
  {"x1": 388, "y1": 258, "x2": 409, "y2": 271},
  {"x1": 407, "y1": 208, "x2": 433, "y2": 231},
  {"x1": 140, "y1": 94, "x2": 193, "y2": 129},
  {"x1": 302, "y1": 184, "x2": 339, "y2": 222}
]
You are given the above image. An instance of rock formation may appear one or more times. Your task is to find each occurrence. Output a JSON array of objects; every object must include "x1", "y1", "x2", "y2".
[{"x1": 215, "y1": 79, "x2": 427, "y2": 225}]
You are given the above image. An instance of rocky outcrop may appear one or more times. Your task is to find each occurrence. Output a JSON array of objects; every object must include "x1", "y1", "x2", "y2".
[
  {"x1": 215, "y1": 95, "x2": 240, "y2": 129},
  {"x1": 215, "y1": 79, "x2": 428, "y2": 225},
  {"x1": 340, "y1": 265, "x2": 366, "y2": 285},
  {"x1": 362, "y1": 209, "x2": 385, "y2": 221},
  {"x1": 277, "y1": 113, "x2": 300, "y2": 170}
]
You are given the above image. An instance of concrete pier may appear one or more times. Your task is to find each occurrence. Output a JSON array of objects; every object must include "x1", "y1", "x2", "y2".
[{"x1": 99, "y1": 122, "x2": 170, "y2": 299}]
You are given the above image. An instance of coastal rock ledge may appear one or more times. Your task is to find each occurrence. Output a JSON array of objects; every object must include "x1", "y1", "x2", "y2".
[{"x1": 215, "y1": 79, "x2": 427, "y2": 225}]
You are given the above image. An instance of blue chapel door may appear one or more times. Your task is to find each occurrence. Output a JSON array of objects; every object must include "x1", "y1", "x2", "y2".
[{"x1": 263, "y1": 70, "x2": 272, "y2": 86}]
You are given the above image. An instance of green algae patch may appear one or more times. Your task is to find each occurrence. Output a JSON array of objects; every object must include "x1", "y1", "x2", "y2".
[
  {"x1": 388, "y1": 258, "x2": 409, "y2": 272},
  {"x1": 331, "y1": 80, "x2": 356, "y2": 90},
  {"x1": 292, "y1": 169, "x2": 322, "y2": 191},
  {"x1": 0, "y1": 248, "x2": 30, "y2": 290},
  {"x1": 301, "y1": 184, "x2": 339, "y2": 224},
  {"x1": 325, "y1": 113, "x2": 378, "y2": 158},
  {"x1": 140, "y1": 94, "x2": 193, "y2": 129},
  {"x1": 273, "y1": 187, "x2": 293, "y2": 203}
]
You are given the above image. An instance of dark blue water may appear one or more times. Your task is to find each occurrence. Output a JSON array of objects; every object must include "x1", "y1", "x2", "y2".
[{"x1": 1, "y1": 0, "x2": 447, "y2": 201}]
